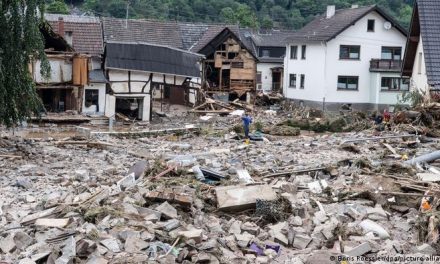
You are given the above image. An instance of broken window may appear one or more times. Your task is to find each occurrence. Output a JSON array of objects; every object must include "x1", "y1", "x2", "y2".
[
  {"x1": 337, "y1": 76, "x2": 359, "y2": 90},
  {"x1": 340, "y1": 45, "x2": 360, "y2": 60},
  {"x1": 289, "y1": 74, "x2": 296, "y2": 88},
  {"x1": 85, "y1": 89, "x2": 99, "y2": 112},
  {"x1": 228, "y1": 52, "x2": 238, "y2": 59}
]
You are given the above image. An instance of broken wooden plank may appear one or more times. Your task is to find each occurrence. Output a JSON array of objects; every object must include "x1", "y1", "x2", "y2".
[
  {"x1": 341, "y1": 134, "x2": 416, "y2": 144},
  {"x1": 20, "y1": 206, "x2": 64, "y2": 225},
  {"x1": 215, "y1": 184, "x2": 277, "y2": 211},
  {"x1": 263, "y1": 167, "x2": 326, "y2": 178},
  {"x1": 0, "y1": 154, "x2": 22, "y2": 159},
  {"x1": 35, "y1": 218, "x2": 70, "y2": 228}
]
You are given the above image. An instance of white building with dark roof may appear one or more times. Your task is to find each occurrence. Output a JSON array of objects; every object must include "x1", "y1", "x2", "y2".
[{"x1": 284, "y1": 5, "x2": 408, "y2": 111}]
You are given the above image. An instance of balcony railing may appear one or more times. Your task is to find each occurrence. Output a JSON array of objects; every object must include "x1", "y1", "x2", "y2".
[{"x1": 370, "y1": 59, "x2": 402, "y2": 72}]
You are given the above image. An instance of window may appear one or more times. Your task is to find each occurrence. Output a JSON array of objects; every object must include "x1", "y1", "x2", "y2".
[
  {"x1": 337, "y1": 76, "x2": 359, "y2": 90},
  {"x1": 381, "y1": 47, "x2": 402, "y2": 60},
  {"x1": 85, "y1": 89, "x2": 99, "y2": 111},
  {"x1": 381, "y1": 77, "x2": 410, "y2": 91},
  {"x1": 301, "y1": 45, "x2": 306, "y2": 59},
  {"x1": 300, "y1": 74, "x2": 305, "y2": 89},
  {"x1": 257, "y1": 71, "x2": 262, "y2": 84},
  {"x1": 418, "y1": 52, "x2": 423, "y2": 74},
  {"x1": 262, "y1": 49, "x2": 270, "y2": 57},
  {"x1": 367, "y1": 19, "x2": 375, "y2": 32},
  {"x1": 290, "y1": 46, "x2": 298, "y2": 59},
  {"x1": 289, "y1": 74, "x2": 297, "y2": 88},
  {"x1": 340, "y1": 45, "x2": 361, "y2": 60}
]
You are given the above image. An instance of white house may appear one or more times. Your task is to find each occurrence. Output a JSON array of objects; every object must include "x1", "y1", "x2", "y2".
[
  {"x1": 104, "y1": 42, "x2": 203, "y2": 121},
  {"x1": 402, "y1": 0, "x2": 440, "y2": 94},
  {"x1": 283, "y1": 5, "x2": 408, "y2": 111}
]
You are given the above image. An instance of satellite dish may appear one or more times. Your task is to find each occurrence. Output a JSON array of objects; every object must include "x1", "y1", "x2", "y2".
[{"x1": 384, "y1": 21, "x2": 392, "y2": 30}]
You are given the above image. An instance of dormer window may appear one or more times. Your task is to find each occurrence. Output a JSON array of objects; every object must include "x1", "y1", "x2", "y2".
[{"x1": 367, "y1": 19, "x2": 375, "y2": 32}]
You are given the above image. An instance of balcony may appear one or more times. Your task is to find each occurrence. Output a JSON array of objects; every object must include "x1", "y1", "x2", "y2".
[{"x1": 370, "y1": 59, "x2": 402, "y2": 72}]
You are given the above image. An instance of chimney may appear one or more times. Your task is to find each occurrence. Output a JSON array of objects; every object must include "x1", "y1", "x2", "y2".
[
  {"x1": 58, "y1": 17, "x2": 65, "y2": 37},
  {"x1": 351, "y1": 4, "x2": 359, "y2": 9},
  {"x1": 326, "y1": 5, "x2": 336, "y2": 19}
]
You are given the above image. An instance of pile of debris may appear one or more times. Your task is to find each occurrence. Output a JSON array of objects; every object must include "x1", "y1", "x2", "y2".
[{"x1": 1, "y1": 110, "x2": 440, "y2": 263}]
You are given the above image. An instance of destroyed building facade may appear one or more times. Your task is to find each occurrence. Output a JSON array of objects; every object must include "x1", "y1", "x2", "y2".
[
  {"x1": 103, "y1": 42, "x2": 203, "y2": 121},
  {"x1": 45, "y1": 14, "x2": 105, "y2": 115},
  {"x1": 32, "y1": 22, "x2": 89, "y2": 113},
  {"x1": 402, "y1": 0, "x2": 440, "y2": 95},
  {"x1": 283, "y1": 5, "x2": 409, "y2": 111},
  {"x1": 195, "y1": 28, "x2": 258, "y2": 101}
]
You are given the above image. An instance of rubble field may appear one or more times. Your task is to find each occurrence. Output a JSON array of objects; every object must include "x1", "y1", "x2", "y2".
[{"x1": 1, "y1": 107, "x2": 440, "y2": 264}]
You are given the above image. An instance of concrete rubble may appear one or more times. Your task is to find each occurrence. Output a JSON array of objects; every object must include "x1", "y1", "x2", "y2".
[{"x1": 1, "y1": 104, "x2": 440, "y2": 263}]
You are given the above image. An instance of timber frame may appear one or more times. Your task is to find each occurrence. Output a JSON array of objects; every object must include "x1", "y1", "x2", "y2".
[{"x1": 198, "y1": 28, "x2": 258, "y2": 99}]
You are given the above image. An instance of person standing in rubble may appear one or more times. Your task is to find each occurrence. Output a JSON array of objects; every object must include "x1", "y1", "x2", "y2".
[
  {"x1": 383, "y1": 109, "x2": 392, "y2": 131},
  {"x1": 242, "y1": 112, "x2": 252, "y2": 141}
]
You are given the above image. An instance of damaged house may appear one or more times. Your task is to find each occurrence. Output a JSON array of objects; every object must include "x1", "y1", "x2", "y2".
[
  {"x1": 194, "y1": 28, "x2": 258, "y2": 101},
  {"x1": 102, "y1": 18, "x2": 258, "y2": 102},
  {"x1": 45, "y1": 14, "x2": 105, "y2": 115},
  {"x1": 103, "y1": 42, "x2": 203, "y2": 121},
  {"x1": 402, "y1": 0, "x2": 440, "y2": 95},
  {"x1": 31, "y1": 22, "x2": 89, "y2": 113}
]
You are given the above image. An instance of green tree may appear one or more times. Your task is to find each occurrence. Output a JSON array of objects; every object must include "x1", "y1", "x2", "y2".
[
  {"x1": 46, "y1": 0, "x2": 70, "y2": 14},
  {"x1": 0, "y1": 0, "x2": 49, "y2": 127}
]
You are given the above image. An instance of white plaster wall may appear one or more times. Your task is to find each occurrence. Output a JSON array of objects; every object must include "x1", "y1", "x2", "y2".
[
  {"x1": 411, "y1": 39, "x2": 429, "y2": 92},
  {"x1": 108, "y1": 70, "x2": 151, "y2": 93},
  {"x1": 108, "y1": 69, "x2": 189, "y2": 94},
  {"x1": 82, "y1": 83, "x2": 106, "y2": 115},
  {"x1": 324, "y1": 11, "x2": 406, "y2": 104},
  {"x1": 105, "y1": 94, "x2": 116, "y2": 118},
  {"x1": 257, "y1": 62, "x2": 282, "y2": 91},
  {"x1": 370, "y1": 72, "x2": 407, "y2": 106},
  {"x1": 33, "y1": 58, "x2": 72, "y2": 83},
  {"x1": 284, "y1": 43, "x2": 326, "y2": 102}
]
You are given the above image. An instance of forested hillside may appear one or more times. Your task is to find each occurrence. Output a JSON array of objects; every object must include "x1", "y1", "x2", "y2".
[{"x1": 47, "y1": 0, "x2": 414, "y2": 29}]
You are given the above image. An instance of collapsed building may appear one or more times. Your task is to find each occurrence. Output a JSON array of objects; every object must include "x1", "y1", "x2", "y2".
[
  {"x1": 32, "y1": 22, "x2": 89, "y2": 113},
  {"x1": 103, "y1": 42, "x2": 203, "y2": 121}
]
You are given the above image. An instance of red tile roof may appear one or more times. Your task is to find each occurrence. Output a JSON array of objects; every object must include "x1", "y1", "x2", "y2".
[{"x1": 45, "y1": 14, "x2": 103, "y2": 57}]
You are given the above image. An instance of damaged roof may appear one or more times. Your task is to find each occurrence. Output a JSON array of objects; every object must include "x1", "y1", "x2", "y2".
[
  {"x1": 104, "y1": 42, "x2": 203, "y2": 78},
  {"x1": 45, "y1": 14, "x2": 103, "y2": 57},
  {"x1": 286, "y1": 5, "x2": 407, "y2": 42},
  {"x1": 402, "y1": 0, "x2": 440, "y2": 89},
  {"x1": 101, "y1": 18, "x2": 257, "y2": 57}
]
